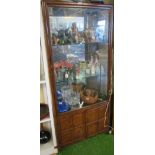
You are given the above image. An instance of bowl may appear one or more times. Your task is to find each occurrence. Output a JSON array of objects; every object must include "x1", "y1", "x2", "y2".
[{"x1": 80, "y1": 88, "x2": 98, "y2": 104}]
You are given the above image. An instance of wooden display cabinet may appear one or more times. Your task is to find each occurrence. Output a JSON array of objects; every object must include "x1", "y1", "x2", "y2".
[{"x1": 41, "y1": 0, "x2": 113, "y2": 148}]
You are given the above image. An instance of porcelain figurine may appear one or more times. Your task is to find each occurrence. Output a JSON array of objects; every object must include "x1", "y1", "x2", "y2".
[{"x1": 79, "y1": 101, "x2": 84, "y2": 108}]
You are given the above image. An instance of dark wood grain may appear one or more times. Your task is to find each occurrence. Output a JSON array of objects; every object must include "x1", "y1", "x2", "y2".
[
  {"x1": 86, "y1": 108, "x2": 98, "y2": 124},
  {"x1": 72, "y1": 112, "x2": 85, "y2": 127},
  {"x1": 58, "y1": 103, "x2": 110, "y2": 146},
  {"x1": 59, "y1": 114, "x2": 73, "y2": 130},
  {"x1": 86, "y1": 122, "x2": 98, "y2": 137},
  {"x1": 98, "y1": 104, "x2": 107, "y2": 119},
  {"x1": 61, "y1": 129, "x2": 73, "y2": 145},
  {"x1": 73, "y1": 125, "x2": 85, "y2": 140}
]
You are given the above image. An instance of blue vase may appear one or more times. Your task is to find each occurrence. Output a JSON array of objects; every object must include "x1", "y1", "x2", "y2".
[{"x1": 58, "y1": 101, "x2": 70, "y2": 112}]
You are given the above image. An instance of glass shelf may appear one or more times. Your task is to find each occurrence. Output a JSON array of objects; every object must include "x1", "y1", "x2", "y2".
[{"x1": 51, "y1": 41, "x2": 109, "y2": 46}]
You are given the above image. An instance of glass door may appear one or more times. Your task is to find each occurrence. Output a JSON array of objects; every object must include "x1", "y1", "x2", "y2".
[{"x1": 47, "y1": 6, "x2": 110, "y2": 112}]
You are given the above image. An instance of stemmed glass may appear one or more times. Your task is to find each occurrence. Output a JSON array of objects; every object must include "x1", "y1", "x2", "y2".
[{"x1": 71, "y1": 91, "x2": 80, "y2": 109}]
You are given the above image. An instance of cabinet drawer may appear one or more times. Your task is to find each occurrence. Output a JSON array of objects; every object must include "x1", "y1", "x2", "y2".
[
  {"x1": 86, "y1": 108, "x2": 98, "y2": 124},
  {"x1": 73, "y1": 126, "x2": 85, "y2": 140},
  {"x1": 61, "y1": 129, "x2": 73, "y2": 145},
  {"x1": 59, "y1": 114, "x2": 72, "y2": 130},
  {"x1": 72, "y1": 112, "x2": 84, "y2": 127},
  {"x1": 86, "y1": 122, "x2": 98, "y2": 137},
  {"x1": 98, "y1": 105, "x2": 107, "y2": 119}
]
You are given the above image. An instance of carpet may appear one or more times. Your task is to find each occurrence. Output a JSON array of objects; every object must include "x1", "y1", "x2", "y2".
[{"x1": 58, "y1": 133, "x2": 114, "y2": 155}]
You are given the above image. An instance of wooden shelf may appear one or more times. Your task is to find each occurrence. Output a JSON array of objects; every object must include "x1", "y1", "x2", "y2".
[
  {"x1": 40, "y1": 117, "x2": 51, "y2": 123},
  {"x1": 40, "y1": 139, "x2": 55, "y2": 155}
]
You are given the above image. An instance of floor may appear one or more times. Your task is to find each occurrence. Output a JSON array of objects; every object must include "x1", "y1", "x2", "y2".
[{"x1": 58, "y1": 133, "x2": 114, "y2": 155}]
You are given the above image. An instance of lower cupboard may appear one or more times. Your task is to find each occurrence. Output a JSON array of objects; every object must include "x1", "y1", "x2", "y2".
[{"x1": 58, "y1": 102, "x2": 110, "y2": 147}]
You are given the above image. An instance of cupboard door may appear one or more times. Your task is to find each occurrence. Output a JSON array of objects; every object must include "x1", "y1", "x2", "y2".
[
  {"x1": 98, "y1": 118, "x2": 105, "y2": 132},
  {"x1": 73, "y1": 126, "x2": 85, "y2": 141},
  {"x1": 86, "y1": 122, "x2": 98, "y2": 137},
  {"x1": 59, "y1": 114, "x2": 72, "y2": 130},
  {"x1": 48, "y1": 6, "x2": 110, "y2": 95},
  {"x1": 98, "y1": 111, "x2": 110, "y2": 132},
  {"x1": 73, "y1": 112, "x2": 84, "y2": 127},
  {"x1": 86, "y1": 108, "x2": 98, "y2": 124},
  {"x1": 61, "y1": 129, "x2": 73, "y2": 145},
  {"x1": 98, "y1": 104, "x2": 107, "y2": 119}
]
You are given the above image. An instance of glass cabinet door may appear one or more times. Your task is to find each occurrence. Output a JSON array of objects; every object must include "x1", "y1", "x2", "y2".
[{"x1": 47, "y1": 6, "x2": 111, "y2": 112}]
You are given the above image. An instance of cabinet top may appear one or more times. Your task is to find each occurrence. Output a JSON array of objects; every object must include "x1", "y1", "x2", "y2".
[
  {"x1": 58, "y1": 101, "x2": 109, "y2": 116},
  {"x1": 41, "y1": 0, "x2": 113, "y2": 9}
]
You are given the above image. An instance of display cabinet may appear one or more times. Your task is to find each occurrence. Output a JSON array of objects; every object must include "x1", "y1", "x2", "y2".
[{"x1": 41, "y1": 0, "x2": 113, "y2": 148}]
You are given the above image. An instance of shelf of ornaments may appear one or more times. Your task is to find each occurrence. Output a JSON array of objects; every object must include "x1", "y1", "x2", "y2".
[
  {"x1": 56, "y1": 74, "x2": 106, "y2": 84},
  {"x1": 52, "y1": 41, "x2": 108, "y2": 47},
  {"x1": 55, "y1": 67, "x2": 107, "y2": 82}
]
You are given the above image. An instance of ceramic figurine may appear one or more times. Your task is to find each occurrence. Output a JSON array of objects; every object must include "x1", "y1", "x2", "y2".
[
  {"x1": 52, "y1": 34, "x2": 59, "y2": 45},
  {"x1": 71, "y1": 22, "x2": 78, "y2": 34},
  {"x1": 65, "y1": 28, "x2": 73, "y2": 44},
  {"x1": 84, "y1": 27, "x2": 96, "y2": 42},
  {"x1": 57, "y1": 29, "x2": 68, "y2": 45},
  {"x1": 65, "y1": 28, "x2": 72, "y2": 37},
  {"x1": 75, "y1": 33, "x2": 79, "y2": 43},
  {"x1": 79, "y1": 101, "x2": 84, "y2": 108},
  {"x1": 89, "y1": 28, "x2": 96, "y2": 42},
  {"x1": 52, "y1": 22, "x2": 85, "y2": 44},
  {"x1": 78, "y1": 32, "x2": 85, "y2": 43},
  {"x1": 84, "y1": 28, "x2": 89, "y2": 42},
  {"x1": 71, "y1": 22, "x2": 79, "y2": 43}
]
